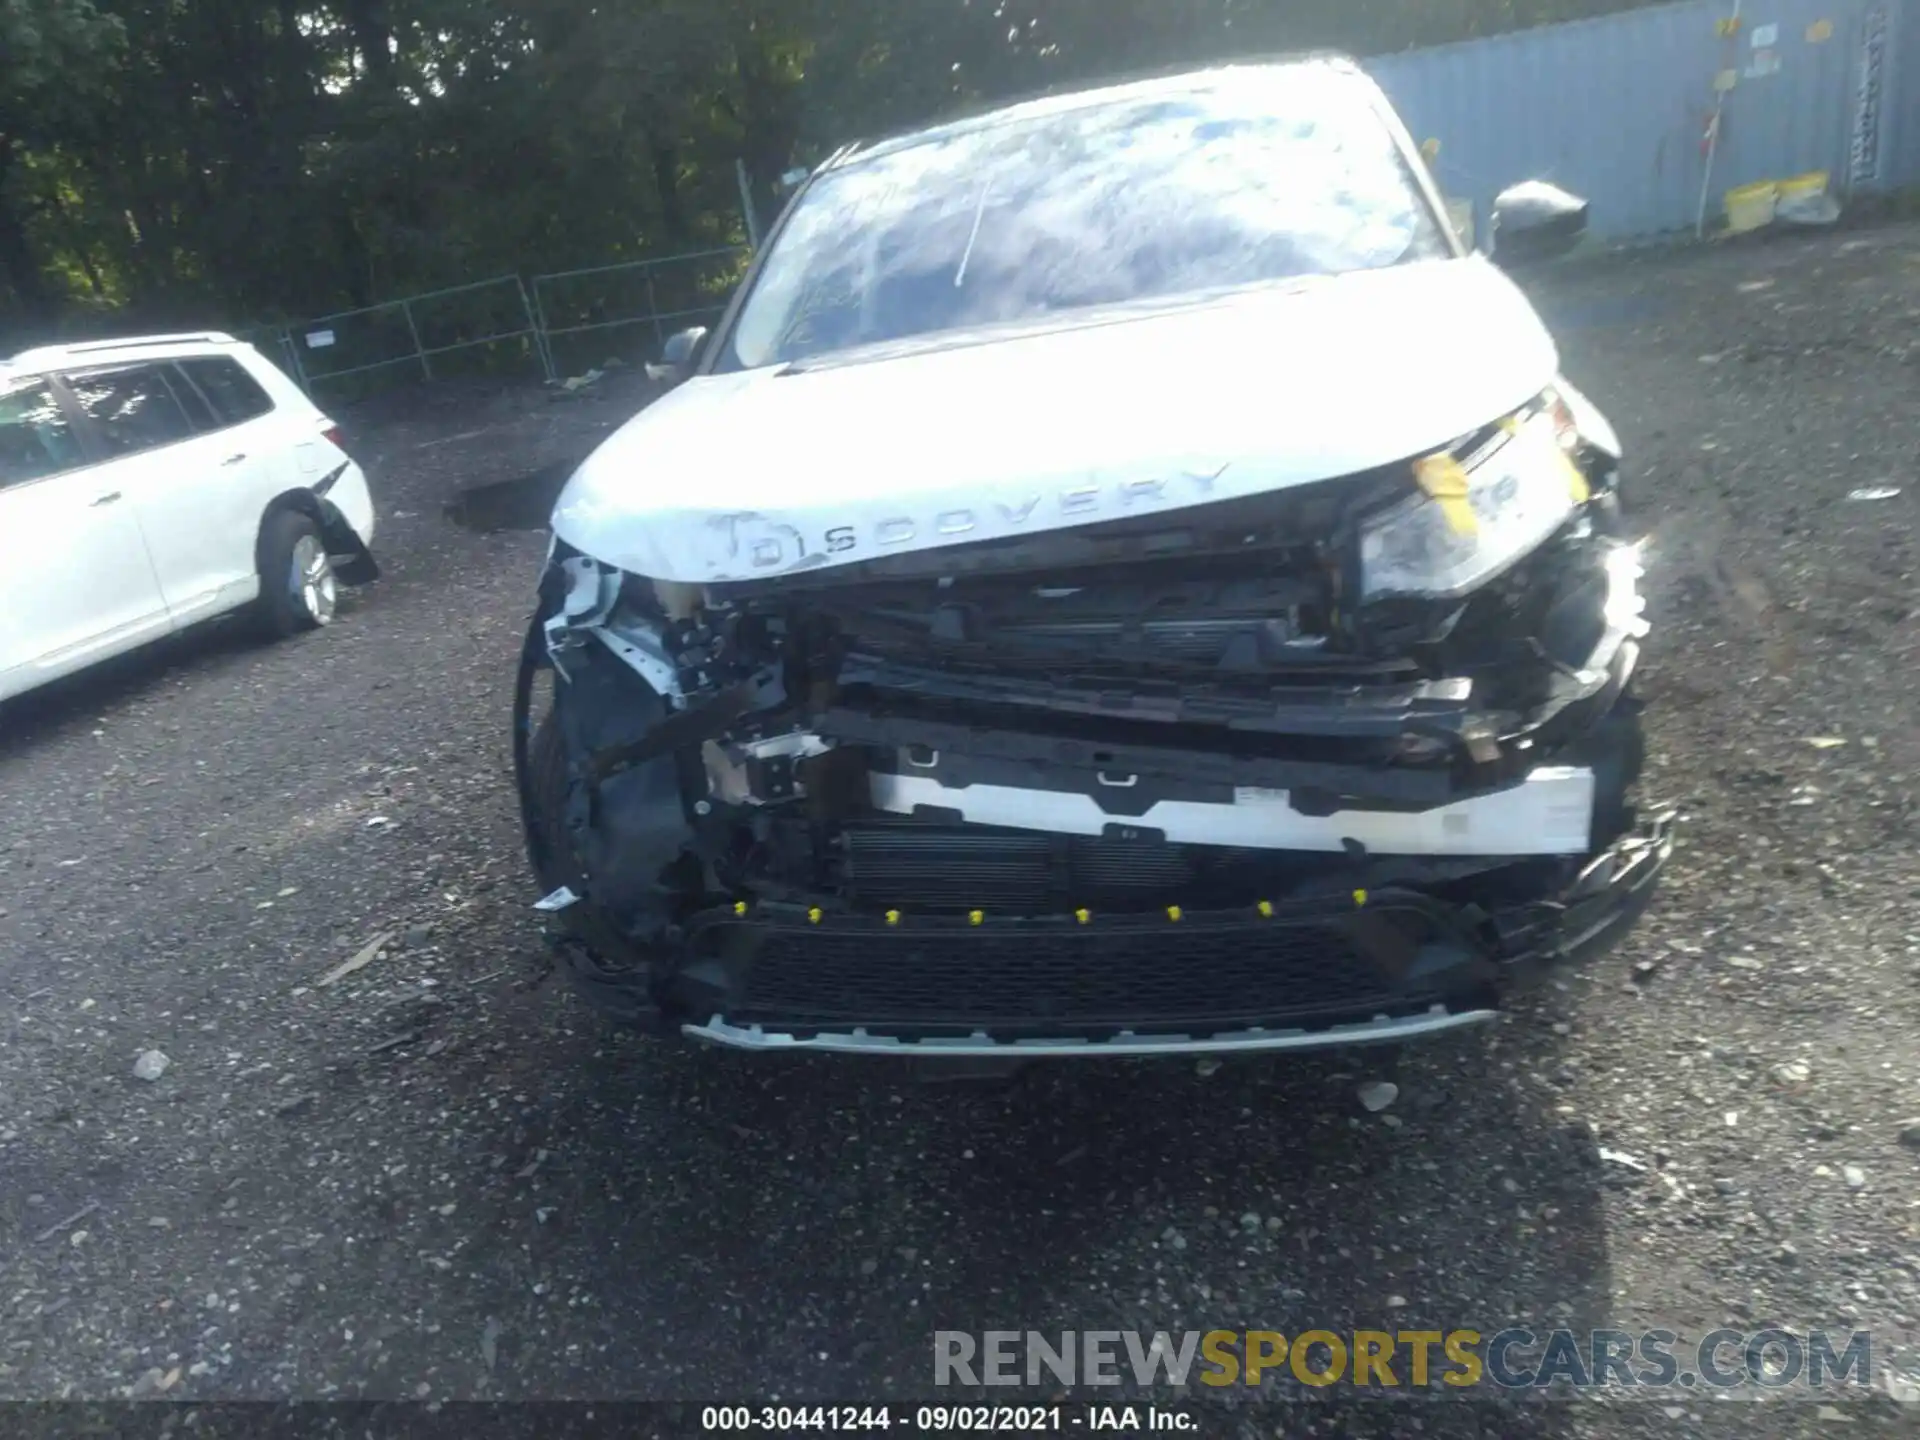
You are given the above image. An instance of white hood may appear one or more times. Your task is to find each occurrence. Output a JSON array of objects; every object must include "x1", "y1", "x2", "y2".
[{"x1": 551, "y1": 256, "x2": 1559, "y2": 583}]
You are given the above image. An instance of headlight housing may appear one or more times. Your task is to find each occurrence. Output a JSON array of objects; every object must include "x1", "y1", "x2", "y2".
[{"x1": 1358, "y1": 399, "x2": 1587, "y2": 601}]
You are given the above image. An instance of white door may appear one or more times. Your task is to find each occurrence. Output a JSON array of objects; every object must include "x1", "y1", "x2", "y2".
[
  {"x1": 62, "y1": 361, "x2": 268, "y2": 624},
  {"x1": 0, "y1": 376, "x2": 171, "y2": 699}
]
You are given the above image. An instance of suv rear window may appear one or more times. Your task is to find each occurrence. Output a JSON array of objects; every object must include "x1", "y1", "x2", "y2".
[
  {"x1": 0, "y1": 380, "x2": 85, "y2": 489},
  {"x1": 65, "y1": 364, "x2": 196, "y2": 458},
  {"x1": 177, "y1": 357, "x2": 275, "y2": 427}
]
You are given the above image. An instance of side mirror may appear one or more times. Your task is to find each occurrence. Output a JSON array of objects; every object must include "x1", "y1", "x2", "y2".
[
  {"x1": 1490, "y1": 181, "x2": 1589, "y2": 267},
  {"x1": 646, "y1": 326, "x2": 709, "y2": 386}
]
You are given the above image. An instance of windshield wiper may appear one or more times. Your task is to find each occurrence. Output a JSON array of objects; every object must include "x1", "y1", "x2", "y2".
[{"x1": 953, "y1": 175, "x2": 994, "y2": 289}]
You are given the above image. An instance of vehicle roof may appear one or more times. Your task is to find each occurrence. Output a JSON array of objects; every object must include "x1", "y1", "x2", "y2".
[
  {"x1": 829, "y1": 53, "x2": 1364, "y2": 169},
  {"x1": 2, "y1": 331, "x2": 248, "y2": 377}
]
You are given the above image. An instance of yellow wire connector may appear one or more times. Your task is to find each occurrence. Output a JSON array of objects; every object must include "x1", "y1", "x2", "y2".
[
  {"x1": 1353, "y1": 889, "x2": 1369, "y2": 908},
  {"x1": 807, "y1": 906, "x2": 823, "y2": 924},
  {"x1": 969, "y1": 910, "x2": 985, "y2": 926},
  {"x1": 1075, "y1": 908, "x2": 1091, "y2": 925},
  {"x1": 885, "y1": 910, "x2": 901, "y2": 926},
  {"x1": 733, "y1": 900, "x2": 748, "y2": 916},
  {"x1": 1257, "y1": 900, "x2": 1274, "y2": 918},
  {"x1": 1166, "y1": 905, "x2": 1183, "y2": 922},
  {"x1": 1411, "y1": 453, "x2": 1479, "y2": 537},
  {"x1": 1561, "y1": 450, "x2": 1592, "y2": 504}
]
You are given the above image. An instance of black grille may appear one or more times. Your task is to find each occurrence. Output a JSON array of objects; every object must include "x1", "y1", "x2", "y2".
[
  {"x1": 821, "y1": 568, "x2": 1324, "y2": 675},
  {"x1": 989, "y1": 615, "x2": 1303, "y2": 666},
  {"x1": 841, "y1": 823, "x2": 1192, "y2": 910},
  {"x1": 836, "y1": 820, "x2": 1351, "y2": 911},
  {"x1": 700, "y1": 910, "x2": 1449, "y2": 1032}
]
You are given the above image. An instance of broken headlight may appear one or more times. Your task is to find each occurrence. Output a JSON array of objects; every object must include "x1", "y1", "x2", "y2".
[{"x1": 1359, "y1": 404, "x2": 1585, "y2": 601}]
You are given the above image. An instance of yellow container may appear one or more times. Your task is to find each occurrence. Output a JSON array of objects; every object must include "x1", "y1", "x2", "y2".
[
  {"x1": 1777, "y1": 170, "x2": 1831, "y2": 203},
  {"x1": 1724, "y1": 180, "x2": 1778, "y2": 234}
]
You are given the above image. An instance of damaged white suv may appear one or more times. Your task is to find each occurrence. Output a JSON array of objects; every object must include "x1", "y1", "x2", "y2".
[
  {"x1": 515, "y1": 58, "x2": 1673, "y2": 1057},
  {"x1": 0, "y1": 332, "x2": 378, "y2": 703}
]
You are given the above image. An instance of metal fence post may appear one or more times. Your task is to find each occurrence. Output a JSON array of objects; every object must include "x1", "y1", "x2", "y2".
[
  {"x1": 400, "y1": 298, "x2": 432, "y2": 381},
  {"x1": 281, "y1": 328, "x2": 312, "y2": 395},
  {"x1": 518, "y1": 275, "x2": 554, "y2": 383},
  {"x1": 645, "y1": 264, "x2": 665, "y2": 349},
  {"x1": 735, "y1": 159, "x2": 763, "y2": 250}
]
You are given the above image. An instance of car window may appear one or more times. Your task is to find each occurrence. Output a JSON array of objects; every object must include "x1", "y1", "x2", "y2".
[
  {"x1": 164, "y1": 364, "x2": 218, "y2": 430},
  {"x1": 64, "y1": 364, "x2": 196, "y2": 458},
  {"x1": 176, "y1": 356, "x2": 275, "y2": 428},
  {"x1": 0, "y1": 379, "x2": 86, "y2": 490},
  {"x1": 722, "y1": 67, "x2": 1449, "y2": 371}
]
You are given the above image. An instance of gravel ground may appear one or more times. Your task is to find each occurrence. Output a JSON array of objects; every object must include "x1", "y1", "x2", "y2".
[{"x1": 2, "y1": 223, "x2": 1919, "y2": 1437}]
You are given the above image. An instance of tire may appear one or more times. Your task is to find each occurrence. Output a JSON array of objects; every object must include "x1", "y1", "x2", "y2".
[
  {"x1": 255, "y1": 507, "x2": 338, "y2": 639},
  {"x1": 525, "y1": 711, "x2": 582, "y2": 895},
  {"x1": 526, "y1": 713, "x2": 675, "y2": 1028}
]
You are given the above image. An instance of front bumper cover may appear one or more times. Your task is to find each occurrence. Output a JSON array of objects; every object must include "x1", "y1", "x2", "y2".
[{"x1": 552, "y1": 809, "x2": 1673, "y2": 1055}]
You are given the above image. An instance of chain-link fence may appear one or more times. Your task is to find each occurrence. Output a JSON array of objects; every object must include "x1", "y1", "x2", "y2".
[
  {"x1": 530, "y1": 246, "x2": 750, "y2": 382},
  {"x1": 248, "y1": 247, "x2": 749, "y2": 399},
  {"x1": 249, "y1": 275, "x2": 544, "y2": 402}
]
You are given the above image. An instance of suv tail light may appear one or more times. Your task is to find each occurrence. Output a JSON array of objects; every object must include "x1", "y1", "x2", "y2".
[{"x1": 320, "y1": 422, "x2": 347, "y2": 451}]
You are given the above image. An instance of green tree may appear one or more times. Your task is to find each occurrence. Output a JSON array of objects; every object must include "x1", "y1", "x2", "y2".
[
  {"x1": 0, "y1": 0, "x2": 124, "y2": 314},
  {"x1": 2, "y1": 0, "x2": 1664, "y2": 340}
]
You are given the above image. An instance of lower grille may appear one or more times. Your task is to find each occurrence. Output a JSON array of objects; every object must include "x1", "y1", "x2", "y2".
[
  {"x1": 840, "y1": 822, "x2": 1193, "y2": 910},
  {"x1": 988, "y1": 615, "x2": 1306, "y2": 666},
  {"x1": 835, "y1": 819, "x2": 1350, "y2": 911},
  {"x1": 695, "y1": 907, "x2": 1457, "y2": 1032}
]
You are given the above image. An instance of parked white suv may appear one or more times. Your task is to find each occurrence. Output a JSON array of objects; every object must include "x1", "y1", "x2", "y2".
[{"x1": 0, "y1": 332, "x2": 379, "y2": 703}]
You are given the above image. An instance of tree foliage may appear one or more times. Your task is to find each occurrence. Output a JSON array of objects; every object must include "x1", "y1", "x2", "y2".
[{"x1": 0, "y1": 0, "x2": 1653, "y2": 338}]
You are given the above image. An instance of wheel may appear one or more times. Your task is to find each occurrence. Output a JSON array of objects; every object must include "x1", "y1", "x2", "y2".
[{"x1": 256, "y1": 508, "x2": 338, "y2": 638}]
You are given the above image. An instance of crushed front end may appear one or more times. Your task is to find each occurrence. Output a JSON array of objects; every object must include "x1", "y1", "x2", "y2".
[{"x1": 515, "y1": 393, "x2": 1673, "y2": 1056}]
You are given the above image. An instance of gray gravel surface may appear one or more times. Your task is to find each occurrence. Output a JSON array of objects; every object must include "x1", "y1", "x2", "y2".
[{"x1": 3, "y1": 225, "x2": 1919, "y2": 1436}]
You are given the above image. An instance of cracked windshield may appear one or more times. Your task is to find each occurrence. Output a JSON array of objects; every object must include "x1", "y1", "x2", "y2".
[
  {"x1": 727, "y1": 74, "x2": 1447, "y2": 368},
  {"x1": 1, "y1": 0, "x2": 1916, "y2": 1435}
]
